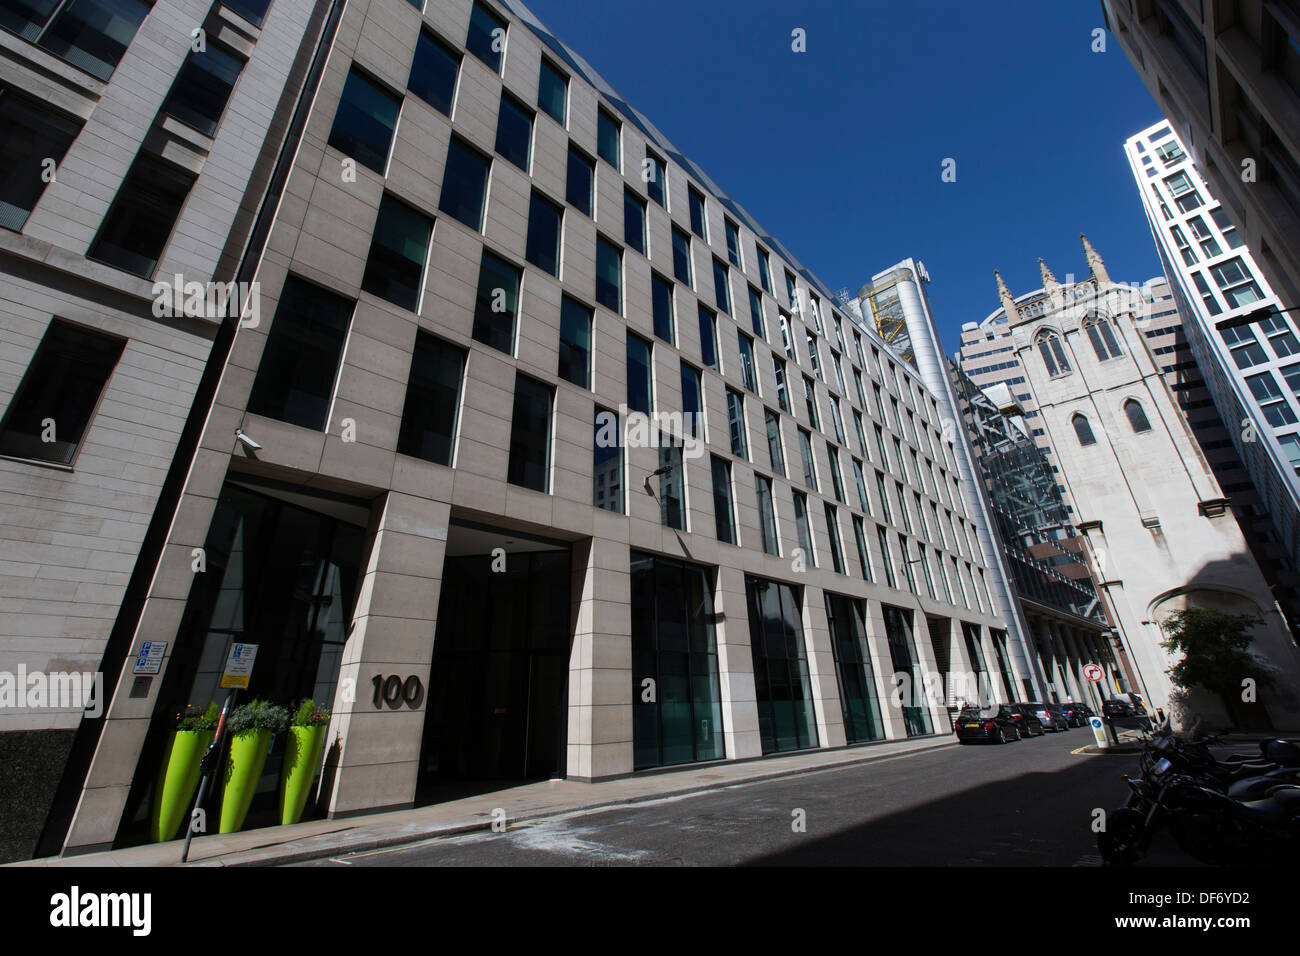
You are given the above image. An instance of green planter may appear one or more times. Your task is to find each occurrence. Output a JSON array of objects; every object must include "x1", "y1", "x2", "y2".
[
  {"x1": 150, "y1": 730, "x2": 212, "y2": 843},
  {"x1": 278, "y1": 724, "x2": 328, "y2": 825},
  {"x1": 219, "y1": 729, "x2": 272, "y2": 834}
]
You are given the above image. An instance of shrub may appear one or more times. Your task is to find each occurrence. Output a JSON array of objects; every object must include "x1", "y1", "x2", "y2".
[
  {"x1": 175, "y1": 701, "x2": 219, "y2": 733},
  {"x1": 227, "y1": 699, "x2": 290, "y2": 735},
  {"x1": 292, "y1": 699, "x2": 331, "y2": 728}
]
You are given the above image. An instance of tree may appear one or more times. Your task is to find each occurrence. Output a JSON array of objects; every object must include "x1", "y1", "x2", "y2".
[{"x1": 1158, "y1": 608, "x2": 1274, "y2": 720}]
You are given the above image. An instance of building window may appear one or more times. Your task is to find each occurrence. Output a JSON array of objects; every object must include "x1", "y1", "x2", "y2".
[
  {"x1": 1084, "y1": 317, "x2": 1123, "y2": 361},
  {"x1": 824, "y1": 504, "x2": 845, "y2": 574},
  {"x1": 748, "y1": 286, "x2": 766, "y2": 340},
  {"x1": 806, "y1": 333, "x2": 822, "y2": 379},
  {"x1": 698, "y1": 305, "x2": 717, "y2": 370},
  {"x1": 525, "y1": 190, "x2": 563, "y2": 277},
  {"x1": 711, "y1": 455, "x2": 736, "y2": 544},
  {"x1": 797, "y1": 428, "x2": 817, "y2": 490},
  {"x1": 659, "y1": 443, "x2": 685, "y2": 530},
  {"x1": 877, "y1": 526, "x2": 896, "y2": 588},
  {"x1": 246, "y1": 276, "x2": 353, "y2": 430},
  {"x1": 596, "y1": 107, "x2": 620, "y2": 168},
  {"x1": 875, "y1": 470, "x2": 892, "y2": 523},
  {"x1": 764, "y1": 409, "x2": 785, "y2": 476},
  {"x1": 495, "y1": 91, "x2": 533, "y2": 171},
  {"x1": 328, "y1": 67, "x2": 400, "y2": 174},
  {"x1": 755, "y1": 474, "x2": 780, "y2": 555},
  {"x1": 803, "y1": 376, "x2": 819, "y2": 429},
  {"x1": 1210, "y1": 258, "x2": 1262, "y2": 309},
  {"x1": 1259, "y1": 314, "x2": 1300, "y2": 359},
  {"x1": 566, "y1": 145, "x2": 594, "y2": 217},
  {"x1": 671, "y1": 226, "x2": 692, "y2": 286},
  {"x1": 439, "y1": 136, "x2": 491, "y2": 230},
  {"x1": 829, "y1": 395, "x2": 845, "y2": 444},
  {"x1": 1186, "y1": 214, "x2": 1221, "y2": 258},
  {"x1": 784, "y1": 270, "x2": 798, "y2": 311},
  {"x1": 508, "y1": 374, "x2": 552, "y2": 492},
  {"x1": 557, "y1": 296, "x2": 592, "y2": 388},
  {"x1": 408, "y1": 28, "x2": 461, "y2": 116},
  {"x1": 756, "y1": 247, "x2": 773, "y2": 294},
  {"x1": 688, "y1": 185, "x2": 707, "y2": 239},
  {"x1": 747, "y1": 576, "x2": 818, "y2": 754},
  {"x1": 825, "y1": 592, "x2": 882, "y2": 742},
  {"x1": 537, "y1": 58, "x2": 567, "y2": 125},
  {"x1": 1072, "y1": 413, "x2": 1097, "y2": 446},
  {"x1": 88, "y1": 154, "x2": 195, "y2": 277},
  {"x1": 851, "y1": 517, "x2": 872, "y2": 581},
  {"x1": 645, "y1": 149, "x2": 667, "y2": 208},
  {"x1": 1246, "y1": 372, "x2": 1298, "y2": 426},
  {"x1": 792, "y1": 492, "x2": 816, "y2": 566},
  {"x1": 651, "y1": 273, "x2": 674, "y2": 344},
  {"x1": 626, "y1": 332, "x2": 653, "y2": 415},
  {"x1": 773, "y1": 357, "x2": 790, "y2": 413},
  {"x1": 738, "y1": 331, "x2": 758, "y2": 393},
  {"x1": 1221, "y1": 325, "x2": 1268, "y2": 368},
  {"x1": 853, "y1": 411, "x2": 867, "y2": 457},
  {"x1": 1037, "y1": 331, "x2": 1071, "y2": 376},
  {"x1": 726, "y1": 387, "x2": 747, "y2": 459},
  {"x1": 680, "y1": 362, "x2": 703, "y2": 438},
  {"x1": 223, "y1": 1, "x2": 271, "y2": 28},
  {"x1": 0, "y1": 319, "x2": 123, "y2": 465},
  {"x1": 0, "y1": 89, "x2": 81, "y2": 231},
  {"x1": 595, "y1": 235, "x2": 622, "y2": 313},
  {"x1": 6, "y1": 0, "x2": 150, "y2": 80},
  {"x1": 724, "y1": 218, "x2": 743, "y2": 268},
  {"x1": 1124, "y1": 398, "x2": 1152, "y2": 433},
  {"x1": 1192, "y1": 271, "x2": 1222, "y2": 315},
  {"x1": 623, "y1": 188, "x2": 646, "y2": 255},
  {"x1": 780, "y1": 312, "x2": 796, "y2": 361},
  {"x1": 162, "y1": 43, "x2": 244, "y2": 137},
  {"x1": 1277, "y1": 433, "x2": 1300, "y2": 476},
  {"x1": 361, "y1": 192, "x2": 433, "y2": 312},
  {"x1": 883, "y1": 605, "x2": 933, "y2": 736},
  {"x1": 827, "y1": 444, "x2": 845, "y2": 503},
  {"x1": 895, "y1": 482, "x2": 912, "y2": 533},
  {"x1": 472, "y1": 250, "x2": 519, "y2": 354},
  {"x1": 852, "y1": 459, "x2": 869, "y2": 513},
  {"x1": 712, "y1": 258, "x2": 730, "y2": 315},
  {"x1": 397, "y1": 332, "x2": 465, "y2": 465},
  {"x1": 466, "y1": 2, "x2": 507, "y2": 72},
  {"x1": 593, "y1": 406, "x2": 623, "y2": 513},
  {"x1": 1211, "y1": 207, "x2": 1244, "y2": 248},
  {"x1": 1171, "y1": 224, "x2": 1198, "y2": 266}
]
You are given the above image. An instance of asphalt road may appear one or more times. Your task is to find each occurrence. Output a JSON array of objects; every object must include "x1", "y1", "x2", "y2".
[{"x1": 295, "y1": 729, "x2": 1192, "y2": 866}]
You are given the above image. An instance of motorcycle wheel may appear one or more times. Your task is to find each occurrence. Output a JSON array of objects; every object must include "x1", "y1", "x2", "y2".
[{"x1": 1098, "y1": 807, "x2": 1145, "y2": 866}]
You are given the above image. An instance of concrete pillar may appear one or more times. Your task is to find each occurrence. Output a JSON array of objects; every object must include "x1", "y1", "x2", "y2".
[{"x1": 802, "y1": 586, "x2": 847, "y2": 749}]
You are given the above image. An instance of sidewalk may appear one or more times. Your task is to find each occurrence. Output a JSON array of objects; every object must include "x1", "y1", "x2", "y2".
[{"x1": 11, "y1": 735, "x2": 958, "y2": 868}]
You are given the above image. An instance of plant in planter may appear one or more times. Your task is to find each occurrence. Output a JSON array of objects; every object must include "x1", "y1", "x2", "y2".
[
  {"x1": 151, "y1": 702, "x2": 219, "y2": 843},
  {"x1": 219, "y1": 699, "x2": 289, "y2": 834},
  {"x1": 278, "y1": 699, "x2": 332, "y2": 825}
]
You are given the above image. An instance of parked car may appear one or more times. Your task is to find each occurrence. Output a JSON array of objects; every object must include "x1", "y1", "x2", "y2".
[
  {"x1": 1059, "y1": 702, "x2": 1091, "y2": 727},
  {"x1": 954, "y1": 704, "x2": 1023, "y2": 744},
  {"x1": 1024, "y1": 701, "x2": 1071, "y2": 732},
  {"x1": 1104, "y1": 694, "x2": 1152, "y2": 731},
  {"x1": 1007, "y1": 703, "x2": 1045, "y2": 737}
]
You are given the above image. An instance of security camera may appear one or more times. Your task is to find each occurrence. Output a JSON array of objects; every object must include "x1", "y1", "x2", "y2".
[{"x1": 234, "y1": 428, "x2": 262, "y2": 451}]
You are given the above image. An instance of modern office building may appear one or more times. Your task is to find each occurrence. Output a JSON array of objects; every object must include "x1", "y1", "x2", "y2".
[
  {"x1": 0, "y1": 0, "x2": 331, "y2": 862},
  {"x1": 1102, "y1": 0, "x2": 1300, "y2": 313},
  {"x1": 7, "y1": 0, "x2": 1017, "y2": 860},
  {"x1": 995, "y1": 242, "x2": 1300, "y2": 728},
  {"x1": 1124, "y1": 120, "x2": 1300, "y2": 630}
]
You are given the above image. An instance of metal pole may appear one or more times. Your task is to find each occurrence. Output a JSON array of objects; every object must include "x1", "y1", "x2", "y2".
[{"x1": 181, "y1": 689, "x2": 236, "y2": 863}]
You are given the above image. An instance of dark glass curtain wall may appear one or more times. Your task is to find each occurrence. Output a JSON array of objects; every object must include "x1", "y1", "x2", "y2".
[
  {"x1": 746, "y1": 576, "x2": 818, "y2": 754},
  {"x1": 825, "y1": 592, "x2": 883, "y2": 744},
  {"x1": 882, "y1": 604, "x2": 933, "y2": 737}
]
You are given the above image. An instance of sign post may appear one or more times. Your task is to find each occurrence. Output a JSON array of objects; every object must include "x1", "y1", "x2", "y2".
[{"x1": 1083, "y1": 662, "x2": 1114, "y2": 747}]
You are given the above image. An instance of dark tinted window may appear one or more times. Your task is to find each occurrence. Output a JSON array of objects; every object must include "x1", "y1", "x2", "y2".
[
  {"x1": 712, "y1": 456, "x2": 735, "y2": 544},
  {"x1": 698, "y1": 305, "x2": 717, "y2": 370},
  {"x1": 397, "y1": 332, "x2": 465, "y2": 465},
  {"x1": 525, "y1": 190, "x2": 562, "y2": 276},
  {"x1": 162, "y1": 43, "x2": 243, "y2": 137},
  {"x1": 439, "y1": 136, "x2": 490, "y2": 230},
  {"x1": 538, "y1": 59, "x2": 567, "y2": 124},
  {"x1": 221, "y1": 0, "x2": 270, "y2": 26},
  {"x1": 466, "y1": 2, "x2": 507, "y2": 72},
  {"x1": 594, "y1": 406, "x2": 622, "y2": 513},
  {"x1": 726, "y1": 388, "x2": 747, "y2": 458},
  {"x1": 508, "y1": 374, "x2": 552, "y2": 492},
  {"x1": 557, "y1": 296, "x2": 591, "y2": 388},
  {"x1": 748, "y1": 286, "x2": 765, "y2": 338},
  {"x1": 0, "y1": 89, "x2": 80, "y2": 231},
  {"x1": 680, "y1": 362, "x2": 702, "y2": 436},
  {"x1": 671, "y1": 226, "x2": 692, "y2": 285},
  {"x1": 725, "y1": 218, "x2": 742, "y2": 267},
  {"x1": 327, "y1": 68, "x2": 400, "y2": 174},
  {"x1": 32, "y1": 0, "x2": 149, "y2": 80},
  {"x1": 626, "y1": 333, "x2": 652, "y2": 415},
  {"x1": 89, "y1": 154, "x2": 196, "y2": 277},
  {"x1": 361, "y1": 192, "x2": 432, "y2": 312},
  {"x1": 623, "y1": 188, "x2": 646, "y2": 254},
  {"x1": 595, "y1": 235, "x2": 621, "y2": 312},
  {"x1": 472, "y1": 250, "x2": 519, "y2": 355},
  {"x1": 645, "y1": 150, "x2": 666, "y2": 207},
  {"x1": 688, "y1": 186, "x2": 707, "y2": 239},
  {"x1": 495, "y1": 91, "x2": 532, "y2": 171},
  {"x1": 597, "y1": 108, "x2": 619, "y2": 167},
  {"x1": 712, "y1": 258, "x2": 730, "y2": 314},
  {"x1": 408, "y1": 29, "x2": 460, "y2": 116},
  {"x1": 566, "y1": 146, "x2": 593, "y2": 216},
  {"x1": 651, "y1": 273, "x2": 674, "y2": 344}
]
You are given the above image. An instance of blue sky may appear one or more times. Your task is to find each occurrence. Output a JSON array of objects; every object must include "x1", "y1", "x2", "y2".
[{"x1": 522, "y1": 0, "x2": 1167, "y2": 353}]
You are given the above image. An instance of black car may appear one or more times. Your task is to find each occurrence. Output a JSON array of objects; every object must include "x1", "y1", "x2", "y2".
[
  {"x1": 954, "y1": 705, "x2": 1023, "y2": 744},
  {"x1": 1104, "y1": 694, "x2": 1153, "y2": 731},
  {"x1": 1059, "y1": 702, "x2": 1091, "y2": 727},
  {"x1": 1008, "y1": 703, "x2": 1046, "y2": 737}
]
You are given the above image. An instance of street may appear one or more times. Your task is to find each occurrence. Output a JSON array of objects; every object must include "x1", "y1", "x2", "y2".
[{"x1": 296, "y1": 731, "x2": 1190, "y2": 867}]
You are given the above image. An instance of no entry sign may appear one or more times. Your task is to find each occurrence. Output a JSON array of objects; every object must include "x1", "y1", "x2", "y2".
[{"x1": 1083, "y1": 663, "x2": 1103, "y2": 682}]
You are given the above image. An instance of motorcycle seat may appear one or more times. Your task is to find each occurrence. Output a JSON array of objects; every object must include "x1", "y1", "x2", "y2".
[{"x1": 1236, "y1": 797, "x2": 1289, "y2": 826}]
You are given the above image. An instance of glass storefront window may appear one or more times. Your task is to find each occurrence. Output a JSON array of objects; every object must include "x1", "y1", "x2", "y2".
[
  {"x1": 825, "y1": 592, "x2": 883, "y2": 744},
  {"x1": 746, "y1": 575, "x2": 818, "y2": 754},
  {"x1": 883, "y1": 604, "x2": 933, "y2": 737}
]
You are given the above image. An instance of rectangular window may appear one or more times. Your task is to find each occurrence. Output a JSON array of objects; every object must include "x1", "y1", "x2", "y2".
[
  {"x1": 755, "y1": 475, "x2": 779, "y2": 555},
  {"x1": 408, "y1": 28, "x2": 461, "y2": 116},
  {"x1": 853, "y1": 331, "x2": 865, "y2": 368},
  {"x1": 472, "y1": 250, "x2": 519, "y2": 354},
  {"x1": 1211, "y1": 207, "x2": 1244, "y2": 248},
  {"x1": 162, "y1": 43, "x2": 243, "y2": 137},
  {"x1": 0, "y1": 319, "x2": 123, "y2": 465},
  {"x1": 246, "y1": 276, "x2": 353, "y2": 430},
  {"x1": 328, "y1": 67, "x2": 400, "y2": 174},
  {"x1": 1192, "y1": 271, "x2": 1222, "y2": 315},
  {"x1": 659, "y1": 443, "x2": 685, "y2": 530},
  {"x1": 537, "y1": 59, "x2": 567, "y2": 125},
  {"x1": 0, "y1": 89, "x2": 80, "y2": 231},
  {"x1": 793, "y1": 492, "x2": 816, "y2": 566},
  {"x1": 595, "y1": 235, "x2": 622, "y2": 313},
  {"x1": 851, "y1": 517, "x2": 873, "y2": 581},
  {"x1": 757, "y1": 248, "x2": 773, "y2": 294},
  {"x1": 802, "y1": 376, "x2": 819, "y2": 430},
  {"x1": 627, "y1": 332, "x2": 653, "y2": 415},
  {"x1": 851, "y1": 411, "x2": 868, "y2": 458},
  {"x1": 508, "y1": 374, "x2": 552, "y2": 492},
  {"x1": 711, "y1": 455, "x2": 736, "y2": 544},
  {"x1": 88, "y1": 153, "x2": 195, "y2": 278},
  {"x1": 688, "y1": 186, "x2": 707, "y2": 239},
  {"x1": 746, "y1": 576, "x2": 818, "y2": 754},
  {"x1": 798, "y1": 428, "x2": 817, "y2": 490},
  {"x1": 671, "y1": 226, "x2": 692, "y2": 286},
  {"x1": 724, "y1": 218, "x2": 742, "y2": 268},
  {"x1": 593, "y1": 406, "x2": 623, "y2": 513},
  {"x1": 1210, "y1": 257, "x2": 1262, "y2": 309},
  {"x1": 597, "y1": 107, "x2": 620, "y2": 168},
  {"x1": 712, "y1": 258, "x2": 730, "y2": 315},
  {"x1": 779, "y1": 312, "x2": 796, "y2": 361},
  {"x1": 726, "y1": 388, "x2": 747, "y2": 458},
  {"x1": 1221, "y1": 325, "x2": 1268, "y2": 368},
  {"x1": 784, "y1": 270, "x2": 798, "y2": 312},
  {"x1": 773, "y1": 357, "x2": 790, "y2": 413},
  {"x1": 883, "y1": 605, "x2": 932, "y2": 736},
  {"x1": 680, "y1": 362, "x2": 703, "y2": 438},
  {"x1": 645, "y1": 149, "x2": 667, "y2": 207},
  {"x1": 827, "y1": 443, "x2": 845, "y2": 503},
  {"x1": 466, "y1": 2, "x2": 507, "y2": 72},
  {"x1": 566, "y1": 146, "x2": 594, "y2": 217},
  {"x1": 877, "y1": 527, "x2": 896, "y2": 588},
  {"x1": 439, "y1": 136, "x2": 491, "y2": 230},
  {"x1": 397, "y1": 332, "x2": 465, "y2": 465},
  {"x1": 651, "y1": 273, "x2": 675, "y2": 344},
  {"x1": 852, "y1": 458, "x2": 869, "y2": 513},
  {"x1": 738, "y1": 331, "x2": 758, "y2": 393},
  {"x1": 12, "y1": 0, "x2": 150, "y2": 80},
  {"x1": 875, "y1": 470, "x2": 892, "y2": 523},
  {"x1": 495, "y1": 91, "x2": 533, "y2": 171},
  {"x1": 764, "y1": 409, "x2": 785, "y2": 476},
  {"x1": 829, "y1": 396, "x2": 845, "y2": 444},
  {"x1": 806, "y1": 333, "x2": 822, "y2": 380},
  {"x1": 698, "y1": 305, "x2": 717, "y2": 370},
  {"x1": 361, "y1": 192, "x2": 433, "y2": 312},
  {"x1": 624, "y1": 188, "x2": 647, "y2": 255},
  {"x1": 1246, "y1": 372, "x2": 1298, "y2": 426},
  {"x1": 824, "y1": 504, "x2": 845, "y2": 574},
  {"x1": 748, "y1": 286, "x2": 766, "y2": 339},
  {"x1": 525, "y1": 190, "x2": 563, "y2": 276},
  {"x1": 557, "y1": 296, "x2": 592, "y2": 388}
]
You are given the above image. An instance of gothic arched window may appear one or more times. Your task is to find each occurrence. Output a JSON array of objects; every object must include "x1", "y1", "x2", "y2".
[
  {"x1": 1124, "y1": 399, "x2": 1152, "y2": 433},
  {"x1": 1084, "y1": 315, "x2": 1123, "y2": 361},
  {"x1": 1073, "y1": 414, "x2": 1096, "y2": 446},
  {"x1": 1037, "y1": 330, "x2": 1071, "y2": 377}
]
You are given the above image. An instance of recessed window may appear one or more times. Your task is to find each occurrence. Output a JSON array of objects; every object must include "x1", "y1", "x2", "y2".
[
  {"x1": 827, "y1": 444, "x2": 845, "y2": 503},
  {"x1": 439, "y1": 136, "x2": 490, "y2": 230},
  {"x1": 680, "y1": 362, "x2": 703, "y2": 438},
  {"x1": 724, "y1": 218, "x2": 742, "y2": 268},
  {"x1": 798, "y1": 428, "x2": 817, "y2": 490},
  {"x1": 755, "y1": 475, "x2": 779, "y2": 555},
  {"x1": 247, "y1": 276, "x2": 354, "y2": 431},
  {"x1": 1246, "y1": 372, "x2": 1298, "y2": 426},
  {"x1": 223, "y1": 0, "x2": 271, "y2": 26},
  {"x1": 0, "y1": 89, "x2": 81, "y2": 231},
  {"x1": 803, "y1": 376, "x2": 819, "y2": 429},
  {"x1": 852, "y1": 517, "x2": 873, "y2": 581},
  {"x1": 88, "y1": 154, "x2": 196, "y2": 277},
  {"x1": 328, "y1": 67, "x2": 400, "y2": 174},
  {"x1": 1037, "y1": 331, "x2": 1071, "y2": 376},
  {"x1": 9, "y1": 0, "x2": 150, "y2": 80},
  {"x1": 1085, "y1": 317, "x2": 1123, "y2": 360},
  {"x1": 1211, "y1": 257, "x2": 1263, "y2": 309},
  {"x1": 824, "y1": 504, "x2": 845, "y2": 574},
  {"x1": 658, "y1": 444, "x2": 684, "y2": 530},
  {"x1": 651, "y1": 273, "x2": 674, "y2": 344},
  {"x1": 738, "y1": 331, "x2": 758, "y2": 393},
  {"x1": 698, "y1": 305, "x2": 717, "y2": 371},
  {"x1": 712, "y1": 258, "x2": 730, "y2": 315},
  {"x1": 688, "y1": 186, "x2": 707, "y2": 239},
  {"x1": 361, "y1": 192, "x2": 433, "y2": 312},
  {"x1": 595, "y1": 235, "x2": 622, "y2": 313},
  {"x1": 537, "y1": 59, "x2": 567, "y2": 125},
  {"x1": 566, "y1": 145, "x2": 594, "y2": 217},
  {"x1": 1124, "y1": 399, "x2": 1152, "y2": 433},
  {"x1": 466, "y1": 2, "x2": 508, "y2": 73},
  {"x1": 495, "y1": 91, "x2": 533, "y2": 171},
  {"x1": 624, "y1": 188, "x2": 646, "y2": 255},
  {"x1": 784, "y1": 270, "x2": 798, "y2": 309},
  {"x1": 627, "y1": 332, "x2": 653, "y2": 415},
  {"x1": 757, "y1": 246, "x2": 773, "y2": 294},
  {"x1": 671, "y1": 226, "x2": 692, "y2": 286},
  {"x1": 162, "y1": 43, "x2": 244, "y2": 137},
  {"x1": 1073, "y1": 414, "x2": 1097, "y2": 446},
  {"x1": 1221, "y1": 325, "x2": 1268, "y2": 368},
  {"x1": 525, "y1": 190, "x2": 563, "y2": 277},
  {"x1": 877, "y1": 527, "x2": 896, "y2": 588},
  {"x1": 508, "y1": 374, "x2": 552, "y2": 492},
  {"x1": 645, "y1": 149, "x2": 667, "y2": 208},
  {"x1": 726, "y1": 388, "x2": 747, "y2": 459},
  {"x1": 408, "y1": 29, "x2": 461, "y2": 116},
  {"x1": 711, "y1": 456, "x2": 736, "y2": 544},
  {"x1": 472, "y1": 250, "x2": 520, "y2": 354},
  {"x1": 852, "y1": 459, "x2": 869, "y2": 513},
  {"x1": 793, "y1": 493, "x2": 816, "y2": 567},
  {"x1": 397, "y1": 332, "x2": 465, "y2": 466},
  {"x1": 593, "y1": 406, "x2": 623, "y2": 513},
  {"x1": 557, "y1": 295, "x2": 592, "y2": 389},
  {"x1": 597, "y1": 107, "x2": 620, "y2": 168},
  {"x1": 748, "y1": 286, "x2": 765, "y2": 339},
  {"x1": 875, "y1": 471, "x2": 892, "y2": 523},
  {"x1": 765, "y1": 409, "x2": 785, "y2": 476},
  {"x1": 0, "y1": 319, "x2": 124, "y2": 465}
]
